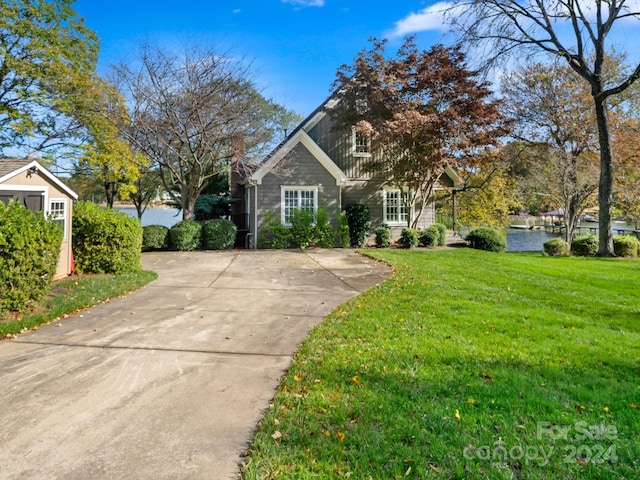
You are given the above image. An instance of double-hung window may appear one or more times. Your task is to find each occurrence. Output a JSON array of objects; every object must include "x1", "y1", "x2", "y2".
[
  {"x1": 281, "y1": 187, "x2": 317, "y2": 226},
  {"x1": 49, "y1": 199, "x2": 67, "y2": 237},
  {"x1": 352, "y1": 129, "x2": 371, "y2": 157},
  {"x1": 384, "y1": 189, "x2": 408, "y2": 225}
]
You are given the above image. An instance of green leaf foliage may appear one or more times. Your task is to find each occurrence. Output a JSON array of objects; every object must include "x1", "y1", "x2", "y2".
[
  {"x1": 543, "y1": 237, "x2": 570, "y2": 256},
  {"x1": 345, "y1": 203, "x2": 371, "y2": 248},
  {"x1": 398, "y1": 228, "x2": 419, "y2": 249},
  {"x1": 0, "y1": 0, "x2": 99, "y2": 157},
  {"x1": 374, "y1": 224, "x2": 392, "y2": 248},
  {"x1": 613, "y1": 234, "x2": 640, "y2": 257},
  {"x1": 202, "y1": 219, "x2": 237, "y2": 250},
  {"x1": 465, "y1": 227, "x2": 507, "y2": 252},
  {"x1": 0, "y1": 201, "x2": 62, "y2": 313},
  {"x1": 434, "y1": 223, "x2": 447, "y2": 246},
  {"x1": 72, "y1": 201, "x2": 142, "y2": 274},
  {"x1": 571, "y1": 234, "x2": 599, "y2": 257},
  {"x1": 142, "y1": 225, "x2": 170, "y2": 251},
  {"x1": 169, "y1": 220, "x2": 202, "y2": 251},
  {"x1": 419, "y1": 225, "x2": 439, "y2": 247}
]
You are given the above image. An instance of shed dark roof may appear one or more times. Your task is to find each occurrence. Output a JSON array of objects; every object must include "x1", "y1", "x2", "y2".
[{"x1": 0, "y1": 158, "x2": 31, "y2": 178}]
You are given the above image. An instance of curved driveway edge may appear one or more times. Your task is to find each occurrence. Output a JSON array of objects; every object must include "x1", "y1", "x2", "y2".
[{"x1": 0, "y1": 249, "x2": 390, "y2": 479}]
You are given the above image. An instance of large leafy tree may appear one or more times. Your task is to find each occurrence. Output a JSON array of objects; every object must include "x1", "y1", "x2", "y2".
[
  {"x1": 330, "y1": 38, "x2": 509, "y2": 229},
  {"x1": 0, "y1": 0, "x2": 99, "y2": 163},
  {"x1": 77, "y1": 77, "x2": 146, "y2": 208},
  {"x1": 114, "y1": 44, "x2": 301, "y2": 220},
  {"x1": 502, "y1": 61, "x2": 600, "y2": 242},
  {"x1": 448, "y1": 0, "x2": 640, "y2": 255}
]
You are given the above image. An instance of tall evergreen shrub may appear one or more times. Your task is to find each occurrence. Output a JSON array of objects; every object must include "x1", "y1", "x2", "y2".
[
  {"x1": 345, "y1": 203, "x2": 371, "y2": 248},
  {"x1": 73, "y1": 201, "x2": 142, "y2": 274},
  {"x1": 0, "y1": 201, "x2": 62, "y2": 313}
]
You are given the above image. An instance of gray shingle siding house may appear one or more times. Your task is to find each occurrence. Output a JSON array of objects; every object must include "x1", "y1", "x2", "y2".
[{"x1": 239, "y1": 95, "x2": 459, "y2": 248}]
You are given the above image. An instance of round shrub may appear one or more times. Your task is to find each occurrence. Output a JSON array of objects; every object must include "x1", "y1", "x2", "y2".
[
  {"x1": 202, "y1": 219, "x2": 237, "y2": 250},
  {"x1": 374, "y1": 225, "x2": 392, "y2": 248},
  {"x1": 345, "y1": 203, "x2": 371, "y2": 248},
  {"x1": 398, "y1": 228, "x2": 419, "y2": 249},
  {"x1": 434, "y1": 223, "x2": 447, "y2": 246},
  {"x1": 73, "y1": 201, "x2": 142, "y2": 274},
  {"x1": 142, "y1": 225, "x2": 170, "y2": 251},
  {"x1": 571, "y1": 234, "x2": 598, "y2": 257},
  {"x1": 169, "y1": 220, "x2": 202, "y2": 251},
  {"x1": 465, "y1": 227, "x2": 507, "y2": 252},
  {"x1": 0, "y1": 201, "x2": 62, "y2": 313},
  {"x1": 613, "y1": 235, "x2": 640, "y2": 257},
  {"x1": 419, "y1": 225, "x2": 439, "y2": 247},
  {"x1": 543, "y1": 237, "x2": 570, "y2": 256}
]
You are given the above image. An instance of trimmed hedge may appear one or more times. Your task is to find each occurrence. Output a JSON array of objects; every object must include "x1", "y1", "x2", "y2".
[
  {"x1": 0, "y1": 201, "x2": 62, "y2": 313},
  {"x1": 465, "y1": 227, "x2": 507, "y2": 252},
  {"x1": 169, "y1": 220, "x2": 202, "y2": 251},
  {"x1": 434, "y1": 223, "x2": 447, "y2": 246},
  {"x1": 571, "y1": 234, "x2": 598, "y2": 257},
  {"x1": 73, "y1": 201, "x2": 142, "y2": 274},
  {"x1": 613, "y1": 235, "x2": 640, "y2": 257},
  {"x1": 374, "y1": 225, "x2": 392, "y2": 248},
  {"x1": 202, "y1": 219, "x2": 237, "y2": 250},
  {"x1": 399, "y1": 228, "x2": 419, "y2": 249},
  {"x1": 420, "y1": 225, "x2": 440, "y2": 247},
  {"x1": 543, "y1": 237, "x2": 570, "y2": 256},
  {"x1": 142, "y1": 225, "x2": 170, "y2": 251},
  {"x1": 345, "y1": 203, "x2": 371, "y2": 248}
]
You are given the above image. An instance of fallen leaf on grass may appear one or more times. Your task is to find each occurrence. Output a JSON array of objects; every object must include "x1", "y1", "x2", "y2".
[
  {"x1": 455, "y1": 409, "x2": 461, "y2": 421},
  {"x1": 271, "y1": 431, "x2": 282, "y2": 440}
]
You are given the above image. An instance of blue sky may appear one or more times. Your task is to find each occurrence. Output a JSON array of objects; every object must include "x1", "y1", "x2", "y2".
[
  {"x1": 74, "y1": 0, "x2": 455, "y2": 117},
  {"x1": 74, "y1": 1, "x2": 640, "y2": 118}
]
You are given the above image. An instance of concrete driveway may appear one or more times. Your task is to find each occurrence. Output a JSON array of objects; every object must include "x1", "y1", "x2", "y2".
[{"x1": 0, "y1": 250, "x2": 390, "y2": 480}]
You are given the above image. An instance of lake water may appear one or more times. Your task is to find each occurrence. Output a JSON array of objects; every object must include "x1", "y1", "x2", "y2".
[
  {"x1": 118, "y1": 207, "x2": 182, "y2": 228},
  {"x1": 505, "y1": 228, "x2": 561, "y2": 252}
]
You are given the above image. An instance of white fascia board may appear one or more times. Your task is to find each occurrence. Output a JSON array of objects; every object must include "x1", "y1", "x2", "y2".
[
  {"x1": 250, "y1": 129, "x2": 347, "y2": 186},
  {"x1": 0, "y1": 160, "x2": 78, "y2": 199},
  {"x1": 444, "y1": 166, "x2": 462, "y2": 189}
]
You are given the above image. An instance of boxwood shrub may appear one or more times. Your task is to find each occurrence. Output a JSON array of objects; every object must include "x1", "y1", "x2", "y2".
[
  {"x1": 465, "y1": 227, "x2": 507, "y2": 252},
  {"x1": 142, "y1": 225, "x2": 170, "y2": 251},
  {"x1": 345, "y1": 203, "x2": 371, "y2": 248},
  {"x1": 169, "y1": 220, "x2": 202, "y2": 251},
  {"x1": 374, "y1": 225, "x2": 392, "y2": 248},
  {"x1": 399, "y1": 228, "x2": 419, "y2": 249},
  {"x1": 202, "y1": 219, "x2": 237, "y2": 250},
  {"x1": 419, "y1": 225, "x2": 440, "y2": 247},
  {"x1": 613, "y1": 235, "x2": 640, "y2": 257},
  {"x1": 73, "y1": 201, "x2": 142, "y2": 274},
  {"x1": 543, "y1": 237, "x2": 570, "y2": 256},
  {"x1": 434, "y1": 223, "x2": 447, "y2": 246},
  {"x1": 571, "y1": 234, "x2": 599, "y2": 257},
  {"x1": 0, "y1": 201, "x2": 62, "y2": 313}
]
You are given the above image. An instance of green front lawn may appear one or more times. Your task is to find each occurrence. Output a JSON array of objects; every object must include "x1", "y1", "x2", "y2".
[
  {"x1": 0, "y1": 271, "x2": 158, "y2": 339},
  {"x1": 241, "y1": 249, "x2": 640, "y2": 479}
]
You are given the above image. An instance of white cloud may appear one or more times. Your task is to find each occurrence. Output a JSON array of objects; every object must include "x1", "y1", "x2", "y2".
[
  {"x1": 390, "y1": 2, "x2": 456, "y2": 37},
  {"x1": 281, "y1": 0, "x2": 325, "y2": 7}
]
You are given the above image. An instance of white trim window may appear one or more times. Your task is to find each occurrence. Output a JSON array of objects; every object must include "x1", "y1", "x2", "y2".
[
  {"x1": 384, "y1": 189, "x2": 408, "y2": 225},
  {"x1": 281, "y1": 186, "x2": 318, "y2": 226},
  {"x1": 49, "y1": 198, "x2": 67, "y2": 237},
  {"x1": 352, "y1": 129, "x2": 371, "y2": 157}
]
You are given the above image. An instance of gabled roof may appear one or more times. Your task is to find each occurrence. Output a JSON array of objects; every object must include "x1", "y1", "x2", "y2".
[
  {"x1": 0, "y1": 158, "x2": 78, "y2": 199},
  {"x1": 249, "y1": 121, "x2": 347, "y2": 187}
]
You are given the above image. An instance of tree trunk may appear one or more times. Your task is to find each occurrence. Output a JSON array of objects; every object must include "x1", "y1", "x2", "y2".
[
  {"x1": 104, "y1": 181, "x2": 118, "y2": 209},
  {"x1": 593, "y1": 97, "x2": 615, "y2": 256}
]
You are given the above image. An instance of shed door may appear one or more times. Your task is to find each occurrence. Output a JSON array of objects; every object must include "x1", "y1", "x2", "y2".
[{"x1": 0, "y1": 191, "x2": 44, "y2": 212}]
